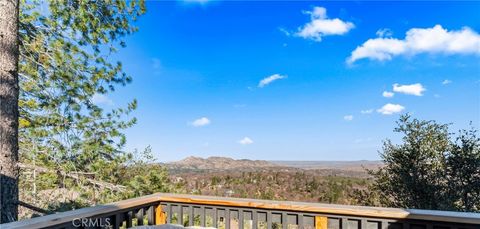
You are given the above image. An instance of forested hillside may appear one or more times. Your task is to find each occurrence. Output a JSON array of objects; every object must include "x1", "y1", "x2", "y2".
[{"x1": 170, "y1": 170, "x2": 371, "y2": 205}]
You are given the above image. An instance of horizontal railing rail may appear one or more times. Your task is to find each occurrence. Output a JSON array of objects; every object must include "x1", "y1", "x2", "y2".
[{"x1": 2, "y1": 193, "x2": 480, "y2": 229}]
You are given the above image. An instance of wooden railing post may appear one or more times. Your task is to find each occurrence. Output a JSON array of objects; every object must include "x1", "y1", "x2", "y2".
[
  {"x1": 315, "y1": 216, "x2": 328, "y2": 229},
  {"x1": 156, "y1": 204, "x2": 167, "y2": 225}
]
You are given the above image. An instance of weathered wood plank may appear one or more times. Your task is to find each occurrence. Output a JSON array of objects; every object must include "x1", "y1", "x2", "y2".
[{"x1": 147, "y1": 205, "x2": 155, "y2": 225}]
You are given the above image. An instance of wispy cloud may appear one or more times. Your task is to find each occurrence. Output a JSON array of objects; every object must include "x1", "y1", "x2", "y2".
[
  {"x1": 393, "y1": 83, "x2": 426, "y2": 96},
  {"x1": 377, "y1": 103, "x2": 405, "y2": 115},
  {"x1": 294, "y1": 6, "x2": 354, "y2": 42},
  {"x1": 347, "y1": 25, "x2": 480, "y2": 64},
  {"x1": 238, "y1": 137, "x2": 254, "y2": 145},
  {"x1": 279, "y1": 27, "x2": 291, "y2": 36},
  {"x1": 360, "y1": 109, "x2": 373, "y2": 114},
  {"x1": 343, "y1": 115, "x2": 354, "y2": 121},
  {"x1": 442, "y1": 79, "x2": 452, "y2": 85},
  {"x1": 190, "y1": 117, "x2": 211, "y2": 127},
  {"x1": 376, "y1": 28, "x2": 393, "y2": 38},
  {"x1": 382, "y1": 91, "x2": 395, "y2": 98},
  {"x1": 92, "y1": 93, "x2": 114, "y2": 106},
  {"x1": 258, "y1": 74, "x2": 287, "y2": 88}
]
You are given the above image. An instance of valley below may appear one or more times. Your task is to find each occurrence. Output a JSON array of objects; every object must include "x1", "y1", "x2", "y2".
[{"x1": 162, "y1": 156, "x2": 382, "y2": 205}]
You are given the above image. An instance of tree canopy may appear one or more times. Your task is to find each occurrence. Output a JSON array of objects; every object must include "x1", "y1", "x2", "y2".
[
  {"x1": 16, "y1": 0, "x2": 175, "y2": 218},
  {"x1": 369, "y1": 115, "x2": 480, "y2": 212}
]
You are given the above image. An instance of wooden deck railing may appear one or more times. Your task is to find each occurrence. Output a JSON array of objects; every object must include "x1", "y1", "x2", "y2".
[{"x1": 2, "y1": 193, "x2": 480, "y2": 229}]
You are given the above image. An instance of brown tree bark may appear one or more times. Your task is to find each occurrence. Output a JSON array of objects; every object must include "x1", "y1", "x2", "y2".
[{"x1": 0, "y1": 0, "x2": 20, "y2": 223}]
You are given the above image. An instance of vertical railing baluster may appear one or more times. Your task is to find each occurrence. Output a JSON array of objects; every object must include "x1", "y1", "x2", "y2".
[
  {"x1": 239, "y1": 209, "x2": 244, "y2": 229},
  {"x1": 189, "y1": 206, "x2": 195, "y2": 226},
  {"x1": 381, "y1": 220, "x2": 388, "y2": 229},
  {"x1": 136, "y1": 208, "x2": 144, "y2": 226},
  {"x1": 360, "y1": 219, "x2": 367, "y2": 229},
  {"x1": 298, "y1": 214, "x2": 304, "y2": 229},
  {"x1": 226, "y1": 209, "x2": 231, "y2": 229},
  {"x1": 126, "y1": 211, "x2": 133, "y2": 228},
  {"x1": 282, "y1": 212, "x2": 288, "y2": 229},
  {"x1": 213, "y1": 207, "x2": 218, "y2": 228},
  {"x1": 267, "y1": 211, "x2": 272, "y2": 229},
  {"x1": 402, "y1": 221, "x2": 409, "y2": 229},
  {"x1": 147, "y1": 205, "x2": 155, "y2": 225},
  {"x1": 111, "y1": 213, "x2": 124, "y2": 229},
  {"x1": 200, "y1": 206, "x2": 206, "y2": 227},
  {"x1": 252, "y1": 210, "x2": 258, "y2": 229},
  {"x1": 167, "y1": 204, "x2": 172, "y2": 224},
  {"x1": 179, "y1": 205, "x2": 184, "y2": 226},
  {"x1": 341, "y1": 217, "x2": 348, "y2": 229}
]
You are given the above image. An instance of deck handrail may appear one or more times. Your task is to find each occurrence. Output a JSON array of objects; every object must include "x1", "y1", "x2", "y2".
[
  {"x1": 155, "y1": 193, "x2": 480, "y2": 224},
  {"x1": 2, "y1": 193, "x2": 480, "y2": 229}
]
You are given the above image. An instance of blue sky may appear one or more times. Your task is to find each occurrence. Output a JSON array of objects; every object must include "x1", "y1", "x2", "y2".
[{"x1": 100, "y1": 1, "x2": 480, "y2": 162}]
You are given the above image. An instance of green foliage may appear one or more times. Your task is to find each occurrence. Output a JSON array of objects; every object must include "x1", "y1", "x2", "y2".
[
  {"x1": 19, "y1": 0, "x2": 144, "y2": 175},
  {"x1": 16, "y1": 0, "x2": 173, "y2": 218},
  {"x1": 118, "y1": 147, "x2": 173, "y2": 198},
  {"x1": 445, "y1": 126, "x2": 480, "y2": 211},
  {"x1": 369, "y1": 114, "x2": 480, "y2": 212}
]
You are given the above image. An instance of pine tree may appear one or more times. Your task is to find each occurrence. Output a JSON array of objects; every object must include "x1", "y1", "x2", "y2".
[
  {"x1": 0, "y1": 0, "x2": 20, "y2": 223},
  {"x1": 16, "y1": 0, "x2": 156, "y2": 216}
]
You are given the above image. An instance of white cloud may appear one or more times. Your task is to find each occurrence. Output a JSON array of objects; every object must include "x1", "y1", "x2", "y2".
[
  {"x1": 393, "y1": 83, "x2": 426, "y2": 96},
  {"x1": 238, "y1": 137, "x2": 253, "y2": 145},
  {"x1": 376, "y1": 28, "x2": 393, "y2": 38},
  {"x1": 92, "y1": 93, "x2": 113, "y2": 106},
  {"x1": 295, "y1": 6, "x2": 354, "y2": 42},
  {"x1": 347, "y1": 25, "x2": 480, "y2": 64},
  {"x1": 343, "y1": 115, "x2": 354, "y2": 121},
  {"x1": 442, "y1": 79, "x2": 452, "y2": 85},
  {"x1": 190, "y1": 117, "x2": 211, "y2": 127},
  {"x1": 360, "y1": 109, "x2": 373, "y2": 114},
  {"x1": 258, "y1": 74, "x2": 287, "y2": 88},
  {"x1": 382, "y1": 91, "x2": 395, "y2": 98},
  {"x1": 377, "y1": 103, "x2": 405, "y2": 115}
]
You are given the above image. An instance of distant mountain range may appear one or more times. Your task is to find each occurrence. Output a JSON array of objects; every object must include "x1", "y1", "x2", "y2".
[{"x1": 162, "y1": 156, "x2": 382, "y2": 175}]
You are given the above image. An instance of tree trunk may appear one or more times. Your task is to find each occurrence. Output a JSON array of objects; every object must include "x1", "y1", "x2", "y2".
[{"x1": 0, "y1": 0, "x2": 20, "y2": 223}]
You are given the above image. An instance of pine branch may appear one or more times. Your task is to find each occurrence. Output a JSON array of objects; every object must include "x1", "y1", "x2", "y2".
[{"x1": 18, "y1": 163, "x2": 126, "y2": 192}]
